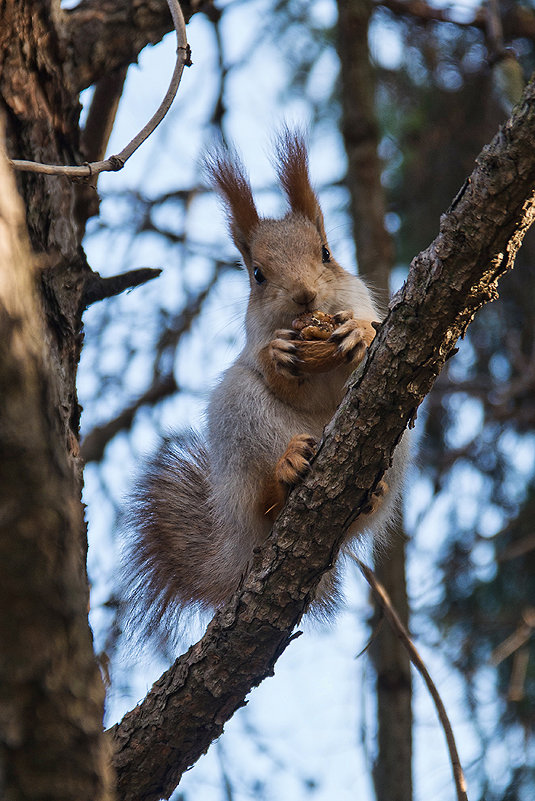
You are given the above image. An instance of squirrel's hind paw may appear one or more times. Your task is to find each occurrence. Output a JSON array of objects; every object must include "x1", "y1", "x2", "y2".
[
  {"x1": 276, "y1": 434, "x2": 317, "y2": 487},
  {"x1": 361, "y1": 479, "x2": 388, "y2": 516}
]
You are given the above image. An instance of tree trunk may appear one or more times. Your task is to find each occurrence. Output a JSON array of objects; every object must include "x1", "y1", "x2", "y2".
[
  {"x1": 336, "y1": 0, "x2": 394, "y2": 298},
  {"x1": 336, "y1": 3, "x2": 413, "y2": 799},
  {"x1": 0, "y1": 3, "x2": 110, "y2": 798},
  {"x1": 371, "y1": 534, "x2": 413, "y2": 801}
]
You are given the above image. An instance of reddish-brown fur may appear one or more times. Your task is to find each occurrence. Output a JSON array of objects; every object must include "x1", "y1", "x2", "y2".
[
  {"x1": 205, "y1": 151, "x2": 259, "y2": 265},
  {"x1": 275, "y1": 131, "x2": 327, "y2": 240}
]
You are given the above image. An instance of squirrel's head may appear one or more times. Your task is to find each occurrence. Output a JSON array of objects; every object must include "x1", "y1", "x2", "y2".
[{"x1": 206, "y1": 131, "x2": 357, "y2": 333}]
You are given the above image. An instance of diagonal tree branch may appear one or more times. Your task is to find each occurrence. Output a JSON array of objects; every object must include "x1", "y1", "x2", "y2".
[{"x1": 109, "y1": 76, "x2": 535, "y2": 801}]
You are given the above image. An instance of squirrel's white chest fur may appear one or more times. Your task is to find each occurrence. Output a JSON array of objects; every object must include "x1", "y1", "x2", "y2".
[{"x1": 205, "y1": 270, "x2": 382, "y2": 547}]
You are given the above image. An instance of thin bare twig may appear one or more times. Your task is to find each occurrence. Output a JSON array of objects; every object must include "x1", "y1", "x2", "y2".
[
  {"x1": 353, "y1": 555, "x2": 469, "y2": 801},
  {"x1": 81, "y1": 271, "x2": 220, "y2": 463},
  {"x1": 8, "y1": 0, "x2": 190, "y2": 179}
]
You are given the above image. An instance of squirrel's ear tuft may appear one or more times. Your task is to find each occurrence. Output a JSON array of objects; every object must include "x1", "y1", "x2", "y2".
[
  {"x1": 205, "y1": 150, "x2": 260, "y2": 266},
  {"x1": 275, "y1": 129, "x2": 327, "y2": 241}
]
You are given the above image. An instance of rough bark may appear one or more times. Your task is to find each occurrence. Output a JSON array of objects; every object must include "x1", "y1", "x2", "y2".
[
  {"x1": 0, "y1": 4, "x2": 210, "y2": 797},
  {"x1": 0, "y1": 1, "x2": 113, "y2": 797},
  {"x1": 109, "y1": 76, "x2": 535, "y2": 801},
  {"x1": 336, "y1": 4, "x2": 413, "y2": 798},
  {"x1": 1, "y1": 0, "x2": 87, "y2": 495},
  {"x1": 0, "y1": 142, "x2": 112, "y2": 800},
  {"x1": 63, "y1": 0, "x2": 215, "y2": 92},
  {"x1": 337, "y1": 0, "x2": 393, "y2": 295}
]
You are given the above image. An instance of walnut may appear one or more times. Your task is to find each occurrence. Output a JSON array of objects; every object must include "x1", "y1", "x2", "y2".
[{"x1": 292, "y1": 310, "x2": 336, "y2": 341}]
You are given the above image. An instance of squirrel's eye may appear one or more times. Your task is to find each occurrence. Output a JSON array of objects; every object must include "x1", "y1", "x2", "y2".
[
  {"x1": 253, "y1": 267, "x2": 266, "y2": 284},
  {"x1": 322, "y1": 245, "x2": 331, "y2": 263}
]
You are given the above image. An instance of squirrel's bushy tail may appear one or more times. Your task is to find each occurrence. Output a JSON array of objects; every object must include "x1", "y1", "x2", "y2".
[{"x1": 124, "y1": 434, "x2": 220, "y2": 640}]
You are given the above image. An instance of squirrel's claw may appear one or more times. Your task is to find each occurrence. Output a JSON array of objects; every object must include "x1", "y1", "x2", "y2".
[
  {"x1": 270, "y1": 329, "x2": 303, "y2": 377},
  {"x1": 330, "y1": 318, "x2": 369, "y2": 365},
  {"x1": 276, "y1": 434, "x2": 317, "y2": 487},
  {"x1": 332, "y1": 309, "x2": 354, "y2": 325}
]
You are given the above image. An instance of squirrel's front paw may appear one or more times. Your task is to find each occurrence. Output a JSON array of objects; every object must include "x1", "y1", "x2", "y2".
[
  {"x1": 276, "y1": 434, "x2": 317, "y2": 487},
  {"x1": 269, "y1": 329, "x2": 302, "y2": 378},
  {"x1": 330, "y1": 315, "x2": 376, "y2": 366}
]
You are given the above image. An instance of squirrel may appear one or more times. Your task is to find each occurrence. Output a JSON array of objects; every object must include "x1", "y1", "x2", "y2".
[{"x1": 126, "y1": 131, "x2": 407, "y2": 635}]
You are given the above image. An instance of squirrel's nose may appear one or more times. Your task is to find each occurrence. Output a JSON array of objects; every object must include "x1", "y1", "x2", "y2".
[{"x1": 292, "y1": 287, "x2": 317, "y2": 307}]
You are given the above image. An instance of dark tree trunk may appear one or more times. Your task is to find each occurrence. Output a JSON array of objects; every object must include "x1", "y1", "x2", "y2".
[
  {"x1": 0, "y1": 2, "x2": 211, "y2": 798},
  {"x1": 371, "y1": 534, "x2": 413, "y2": 801},
  {"x1": 336, "y1": 0, "x2": 394, "y2": 298},
  {"x1": 336, "y1": 3, "x2": 414, "y2": 799},
  {"x1": 0, "y1": 3, "x2": 110, "y2": 798}
]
